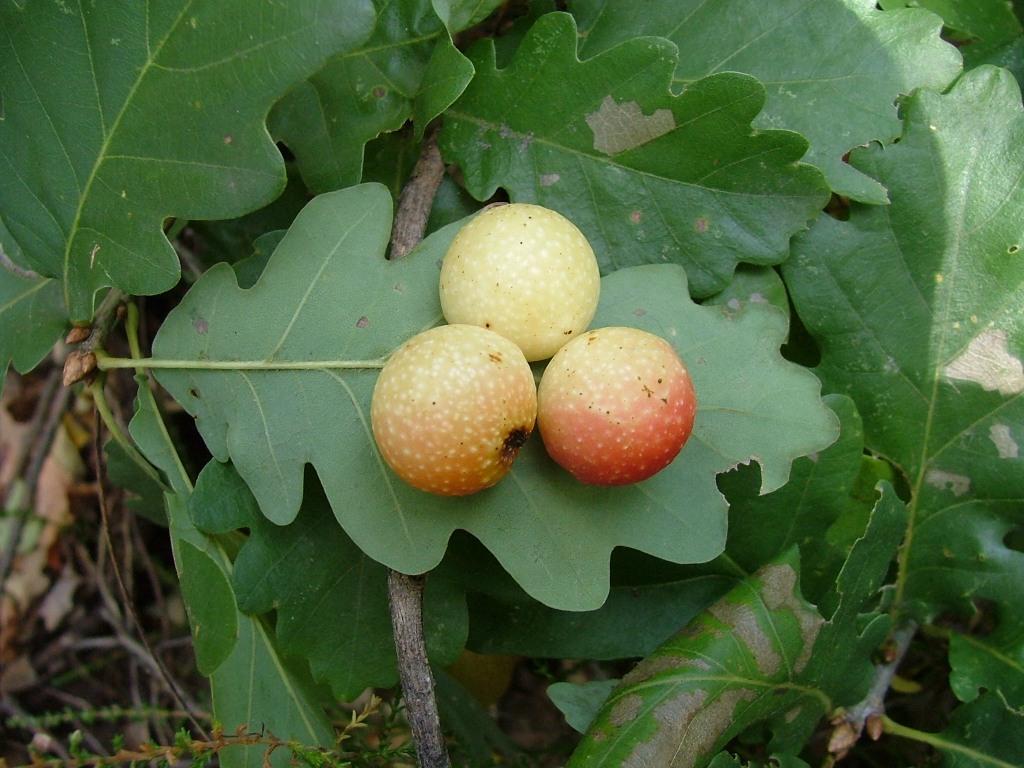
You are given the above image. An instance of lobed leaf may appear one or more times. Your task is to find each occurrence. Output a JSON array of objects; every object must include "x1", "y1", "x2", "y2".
[
  {"x1": 463, "y1": 395, "x2": 872, "y2": 660},
  {"x1": 703, "y1": 265, "x2": 789, "y2": 322},
  {"x1": 0, "y1": 221, "x2": 67, "y2": 395},
  {"x1": 0, "y1": 0, "x2": 374, "y2": 322},
  {"x1": 189, "y1": 459, "x2": 468, "y2": 700},
  {"x1": 566, "y1": 551, "x2": 830, "y2": 767},
  {"x1": 441, "y1": 12, "x2": 830, "y2": 297},
  {"x1": 128, "y1": 386, "x2": 333, "y2": 767},
  {"x1": 887, "y1": 693, "x2": 1024, "y2": 768},
  {"x1": 570, "y1": 0, "x2": 962, "y2": 203},
  {"x1": 148, "y1": 182, "x2": 837, "y2": 610},
  {"x1": 567, "y1": 485, "x2": 907, "y2": 765},
  {"x1": 718, "y1": 394, "x2": 870, "y2": 606},
  {"x1": 271, "y1": 0, "x2": 493, "y2": 193},
  {"x1": 783, "y1": 67, "x2": 1024, "y2": 669},
  {"x1": 880, "y1": 0, "x2": 1022, "y2": 45},
  {"x1": 0, "y1": 273, "x2": 65, "y2": 397}
]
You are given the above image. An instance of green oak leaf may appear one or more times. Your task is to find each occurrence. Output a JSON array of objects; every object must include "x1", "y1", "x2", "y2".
[
  {"x1": 129, "y1": 388, "x2": 333, "y2": 767},
  {"x1": 232, "y1": 231, "x2": 286, "y2": 291},
  {"x1": 146, "y1": 182, "x2": 836, "y2": 611},
  {"x1": 570, "y1": 0, "x2": 961, "y2": 204},
  {"x1": 783, "y1": 67, "x2": 1024, "y2": 633},
  {"x1": 718, "y1": 394, "x2": 873, "y2": 606},
  {"x1": 413, "y1": 32, "x2": 476, "y2": 141},
  {"x1": 0, "y1": 1, "x2": 373, "y2": 323},
  {"x1": 567, "y1": 486, "x2": 907, "y2": 765},
  {"x1": 189, "y1": 459, "x2": 467, "y2": 700},
  {"x1": 949, "y1": 627, "x2": 1024, "y2": 714},
  {"x1": 963, "y1": 36, "x2": 1024, "y2": 92},
  {"x1": 430, "y1": 0, "x2": 501, "y2": 30},
  {"x1": 0, "y1": 219, "x2": 66, "y2": 393},
  {"x1": 271, "y1": 0, "x2": 495, "y2": 193},
  {"x1": 105, "y1": 439, "x2": 167, "y2": 526},
  {"x1": 175, "y1": 538, "x2": 237, "y2": 676},
  {"x1": 466, "y1": 568, "x2": 734, "y2": 660},
  {"x1": 185, "y1": 169, "x2": 311, "y2": 272},
  {"x1": 0, "y1": 270, "x2": 65, "y2": 396},
  {"x1": 703, "y1": 265, "x2": 789, "y2": 322},
  {"x1": 567, "y1": 553, "x2": 832, "y2": 767},
  {"x1": 886, "y1": 694, "x2": 1024, "y2": 768},
  {"x1": 441, "y1": 12, "x2": 829, "y2": 297},
  {"x1": 548, "y1": 679, "x2": 620, "y2": 733},
  {"x1": 880, "y1": 0, "x2": 1022, "y2": 44},
  {"x1": 461, "y1": 395, "x2": 870, "y2": 660}
]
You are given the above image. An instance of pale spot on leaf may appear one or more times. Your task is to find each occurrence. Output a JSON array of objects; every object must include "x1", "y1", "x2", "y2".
[
  {"x1": 608, "y1": 694, "x2": 643, "y2": 726},
  {"x1": 989, "y1": 423, "x2": 1018, "y2": 459},
  {"x1": 945, "y1": 329, "x2": 1024, "y2": 395},
  {"x1": 585, "y1": 95, "x2": 675, "y2": 155},
  {"x1": 709, "y1": 600, "x2": 779, "y2": 676},
  {"x1": 926, "y1": 469, "x2": 971, "y2": 497}
]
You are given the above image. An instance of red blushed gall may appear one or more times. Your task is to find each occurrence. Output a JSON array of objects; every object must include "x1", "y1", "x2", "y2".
[
  {"x1": 371, "y1": 324, "x2": 537, "y2": 496},
  {"x1": 537, "y1": 327, "x2": 697, "y2": 486}
]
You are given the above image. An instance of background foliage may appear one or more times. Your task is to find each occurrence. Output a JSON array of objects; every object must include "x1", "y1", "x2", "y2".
[{"x1": 2, "y1": 1, "x2": 1022, "y2": 766}]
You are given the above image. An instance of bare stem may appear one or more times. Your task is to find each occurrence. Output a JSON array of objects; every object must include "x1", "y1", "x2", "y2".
[
  {"x1": 881, "y1": 715, "x2": 1017, "y2": 768},
  {"x1": 63, "y1": 289, "x2": 124, "y2": 386},
  {"x1": 829, "y1": 621, "x2": 918, "y2": 758},
  {"x1": 385, "y1": 124, "x2": 451, "y2": 768},
  {"x1": 93, "y1": 354, "x2": 387, "y2": 371},
  {"x1": 387, "y1": 571, "x2": 449, "y2": 768},
  {"x1": 389, "y1": 127, "x2": 445, "y2": 260}
]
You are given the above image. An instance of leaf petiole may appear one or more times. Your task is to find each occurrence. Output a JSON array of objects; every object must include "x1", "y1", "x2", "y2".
[
  {"x1": 881, "y1": 716, "x2": 1017, "y2": 768},
  {"x1": 94, "y1": 352, "x2": 389, "y2": 372},
  {"x1": 90, "y1": 380, "x2": 168, "y2": 492}
]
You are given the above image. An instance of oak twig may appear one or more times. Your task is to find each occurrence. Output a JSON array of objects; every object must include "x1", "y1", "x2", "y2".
[
  {"x1": 387, "y1": 571, "x2": 449, "y2": 768},
  {"x1": 389, "y1": 127, "x2": 445, "y2": 260},
  {"x1": 63, "y1": 290, "x2": 124, "y2": 387},
  {"x1": 385, "y1": 124, "x2": 450, "y2": 768},
  {"x1": 829, "y1": 622, "x2": 918, "y2": 759}
]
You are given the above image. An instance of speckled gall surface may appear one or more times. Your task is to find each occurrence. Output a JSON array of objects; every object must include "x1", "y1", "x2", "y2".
[
  {"x1": 371, "y1": 324, "x2": 538, "y2": 496},
  {"x1": 439, "y1": 203, "x2": 600, "y2": 362},
  {"x1": 538, "y1": 327, "x2": 697, "y2": 486}
]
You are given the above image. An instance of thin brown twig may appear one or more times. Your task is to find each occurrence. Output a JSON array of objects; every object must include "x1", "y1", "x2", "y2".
[
  {"x1": 387, "y1": 571, "x2": 449, "y2": 768},
  {"x1": 828, "y1": 621, "x2": 918, "y2": 760},
  {"x1": 385, "y1": 125, "x2": 451, "y2": 768},
  {"x1": 63, "y1": 290, "x2": 124, "y2": 387},
  {"x1": 389, "y1": 126, "x2": 445, "y2": 260}
]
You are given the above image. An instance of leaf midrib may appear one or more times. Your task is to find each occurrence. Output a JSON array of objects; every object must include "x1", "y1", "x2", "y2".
[
  {"x1": 446, "y1": 109, "x2": 818, "y2": 201},
  {"x1": 0, "y1": 277, "x2": 51, "y2": 316},
  {"x1": 894, "y1": 131, "x2": 981, "y2": 612},
  {"x1": 61, "y1": 0, "x2": 197, "y2": 317}
]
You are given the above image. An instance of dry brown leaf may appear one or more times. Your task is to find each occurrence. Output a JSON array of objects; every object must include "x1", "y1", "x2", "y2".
[
  {"x1": 35, "y1": 426, "x2": 81, "y2": 532},
  {"x1": 0, "y1": 394, "x2": 31, "y2": 491},
  {"x1": 38, "y1": 564, "x2": 81, "y2": 631},
  {"x1": 0, "y1": 653, "x2": 38, "y2": 694}
]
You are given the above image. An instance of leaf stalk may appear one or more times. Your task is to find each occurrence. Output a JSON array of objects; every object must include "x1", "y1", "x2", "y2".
[{"x1": 93, "y1": 353, "x2": 388, "y2": 371}]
